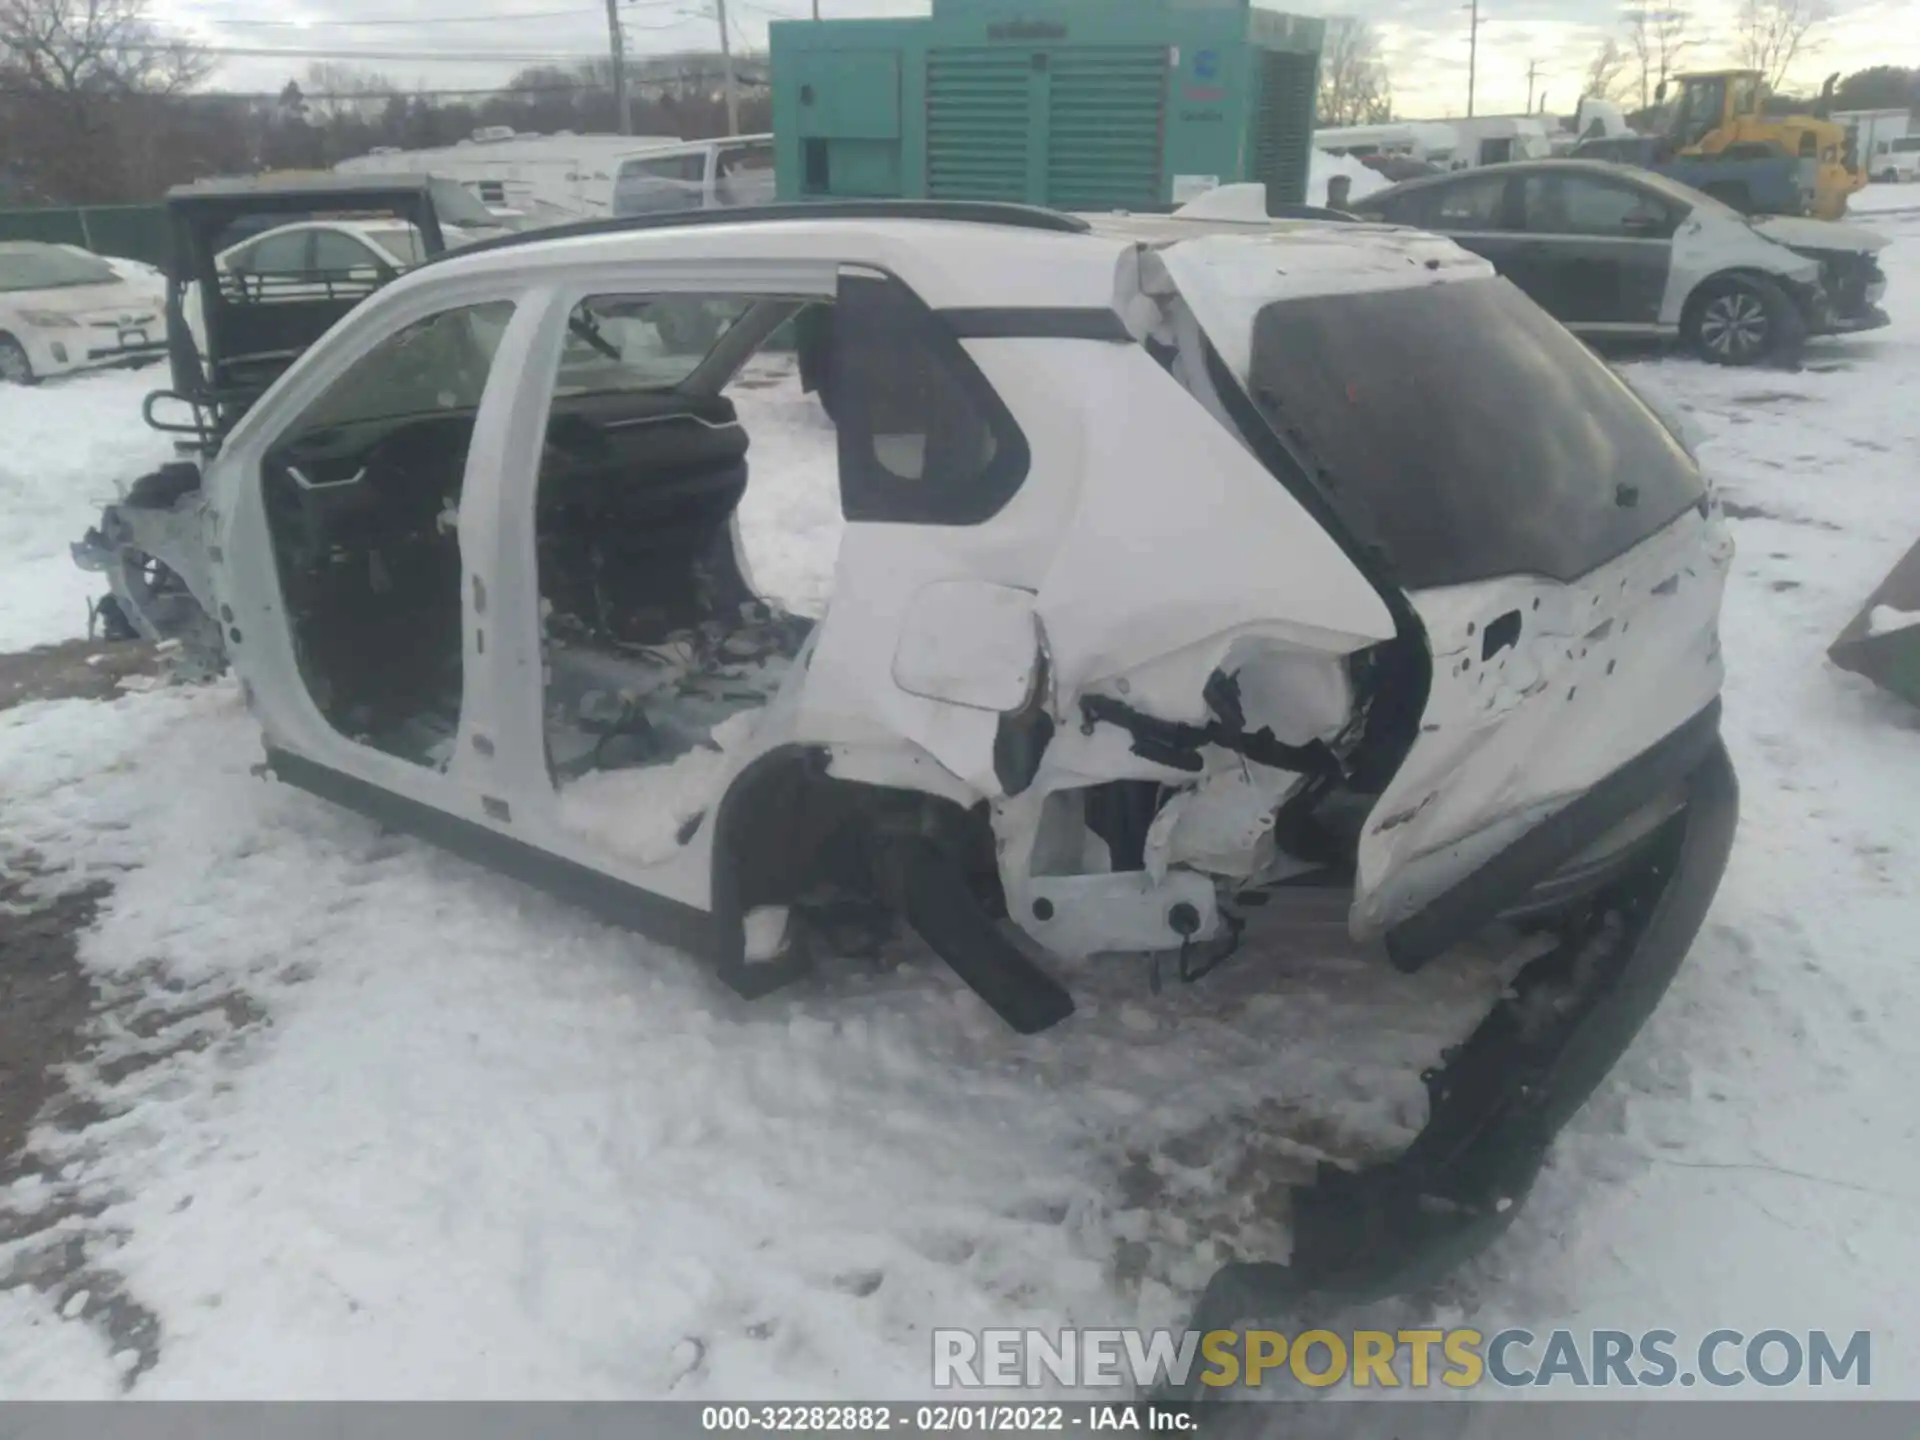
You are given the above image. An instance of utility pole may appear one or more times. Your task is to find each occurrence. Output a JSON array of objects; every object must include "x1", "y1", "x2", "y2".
[
  {"x1": 1525, "y1": 58, "x2": 1540, "y2": 113},
  {"x1": 812, "y1": 0, "x2": 820, "y2": 18},
  {"x1": 715, "y1": 0, "x2": 741, "y2": 135},
  {"x1": 1464, "y1": 0, "x2": 1480, "y2": 117},
  {"x1": 605, "y1": 0, "x2": 630, "y2": 134}
]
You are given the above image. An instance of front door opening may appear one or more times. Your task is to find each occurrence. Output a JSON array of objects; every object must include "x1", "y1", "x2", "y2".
[{"x1": 261, "y1": 300, "x2": 516, "y2": 768}]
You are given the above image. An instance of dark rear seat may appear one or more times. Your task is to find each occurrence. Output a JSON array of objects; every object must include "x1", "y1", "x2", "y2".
[{"x1": 537, "y1": 391, "x2": 757, "y2": 640}]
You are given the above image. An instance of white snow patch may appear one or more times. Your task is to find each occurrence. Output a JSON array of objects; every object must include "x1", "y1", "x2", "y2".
[
  {"x1": 728, "y1": 358, "x2": 842, "y2": 618},
  {"x1": 1308, "y1": 149, "x2": 1393, "y2": 207},
  {"x1": 0, "y1": 677, "x2": 1516, "y2": 1396},
  {"x1": 0, "y1": 1287, "x2": 121, "y2": 1399},
  {"x1": 0, "y1": 367, "x2": 175, "y2": 652},
  {"x1": 1851, "y1": 184, "x2": 1920, "y2": 217},
  {"x1": 556, "y1": 709, "x2": 758, "y2": 865},
  {"x1": 1866, "y1": 603, "x2": 1920, "y2": 637}
]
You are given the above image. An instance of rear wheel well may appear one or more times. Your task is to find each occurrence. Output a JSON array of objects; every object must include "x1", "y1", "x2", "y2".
[
  {"x1": 0, "y1": 330, "x2": 35, "y2": 384},
  {"x1": 708, "y1": 746, "x2": 997, "y2": 946}
]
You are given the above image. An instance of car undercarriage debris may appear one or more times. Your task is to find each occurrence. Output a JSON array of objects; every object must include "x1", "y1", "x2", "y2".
[
  {"x1": 1079, "y1": 670, "x2": 1346, "y2": 780},
  {"x1": 1166, "y1": 740, "x2": 1736, "y2": 1389}
]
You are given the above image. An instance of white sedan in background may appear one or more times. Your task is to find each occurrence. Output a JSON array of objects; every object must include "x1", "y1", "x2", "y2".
[
  {"x1": 183, "y1": 218, "x2": 483, "y2": 360},
  {"x1": 0, "y1": 241, "x2": 168, "y2": 384}
]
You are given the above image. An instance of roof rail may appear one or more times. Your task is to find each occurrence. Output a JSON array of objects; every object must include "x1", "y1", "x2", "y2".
[
  {"x1": 418, "y1": 199, "x2": 1092, "y2": 268},
  {"x1": 1267, "y1": 202, "x2": 1363, "y2": 222}
]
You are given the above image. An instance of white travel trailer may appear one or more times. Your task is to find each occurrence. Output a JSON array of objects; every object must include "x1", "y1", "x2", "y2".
[
  {"x1": 1440, "y1": 115, "x2": 1557, "y2": 167},
  {"x1": 1313, "y1": 121, "x2": 1459, "y2": 165},
  {"x1": 336, "y1": 128, "x2": 684, "y2": 224}
]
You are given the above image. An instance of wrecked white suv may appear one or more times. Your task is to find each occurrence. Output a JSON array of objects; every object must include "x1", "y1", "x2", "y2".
[{"x1": 72, "y1": 199, "x2": 1739, "y2": 1317}]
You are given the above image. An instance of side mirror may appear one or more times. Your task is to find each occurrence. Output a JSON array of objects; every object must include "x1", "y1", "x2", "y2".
[
  {"x1": 1655, "y1": 79, "x2": 1668, "y2": 104},
  {"x1": 1622, "y1": 210, "x2": 1665, "y2": 235}
]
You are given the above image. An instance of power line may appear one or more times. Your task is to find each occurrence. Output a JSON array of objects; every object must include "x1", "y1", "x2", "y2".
[
  {"x1": 173, "y1": 0, "x2": 692, "y2": 19},
  {"x1": 177, "y1": 7, "x2": 605, "y2": 26},
  {"x1": 0, "y1": 65, "x2": 771, "y2": 100},
  {"x1": 178, "y1": 42, "x2": 628, "y2": 61},
  {"x1": 0, "y1": 78, "x2": 769, "y2": 100},
  {"x1": 731, "y1": 0, "x2": 810, "y2": 18}
]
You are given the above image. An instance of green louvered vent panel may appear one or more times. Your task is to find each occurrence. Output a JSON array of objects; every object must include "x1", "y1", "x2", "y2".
[
  {"x1": 927, "y1": 49, "x2": 1032, "y2": 200},
  {"x1": 1044, "y1": 48, "x2": 1169, "y2": 211},
  {"x1": 1253, "y1": 48, "x2": 1318, "y2": 205}
]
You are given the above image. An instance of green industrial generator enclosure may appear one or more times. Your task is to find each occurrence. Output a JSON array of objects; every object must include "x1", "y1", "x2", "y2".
[{"x1": 769, "y1": 0, "x2": 1324, "y2": 214}]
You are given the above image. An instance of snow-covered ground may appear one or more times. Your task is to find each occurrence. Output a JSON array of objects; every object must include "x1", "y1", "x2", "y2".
[
  {"x1": 0, "y1": 368, "x2": 174, "y2": 655},
  {"x1": 3, "y1": 204, "x2": 1920, "y2": 1398}
]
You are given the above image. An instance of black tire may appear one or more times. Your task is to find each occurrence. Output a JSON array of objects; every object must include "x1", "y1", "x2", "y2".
[
  {"x1": 0, "y1": 333, "x2": 35, "y2": 385},
  {"x1": 1683, "y1": 275, "x2": 1806, "y2": 367}
]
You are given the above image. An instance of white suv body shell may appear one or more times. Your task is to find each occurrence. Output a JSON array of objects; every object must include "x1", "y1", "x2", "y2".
[{"x1": 185, "y1": 209, "x2": 1731, "y2": 963}]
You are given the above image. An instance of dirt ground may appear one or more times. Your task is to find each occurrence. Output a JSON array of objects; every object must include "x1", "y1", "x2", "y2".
[
  {"x1": 0, "y1": 636, "x2": 163, "y2": 714},
  {"x1": 1, "y1": 636, "x2": 167, "y2": 1382}
]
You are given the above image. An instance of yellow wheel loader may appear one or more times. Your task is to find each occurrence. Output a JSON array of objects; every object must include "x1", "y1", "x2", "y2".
[{"x1": 1659, "y1": 69, "x2": 1867, "y2": 220}]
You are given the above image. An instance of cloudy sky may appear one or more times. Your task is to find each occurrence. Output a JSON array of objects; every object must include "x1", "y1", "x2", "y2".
[{"x1": 157, "y1": 0, "x2": 1909, "y2": 120}]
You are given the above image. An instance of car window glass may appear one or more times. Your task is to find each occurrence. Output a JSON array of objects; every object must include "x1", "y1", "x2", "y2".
[
  {"x1": 241, "y1": 232, "x2": 310, "y2": 275},
  {"x1": 828, "y1": 276, "x2": 1030, "y2": 526},
  {"x1": 312, "y1": 230, "x2": 380, "y2": 273},
  {"x1": 292, "y1": 301, "x2": 517, "y2": 433},
  {"x1": 545, "y1": 295, "x2": 757, "y2": 396},
  {"x1": 1376, "y1": 188, "x2": 1432, "y2": 225},
  {"x1": 716, "y1": 143, "x2": 775, "y2": 205},
  {"x1": 1241, "y1": 277, "x2": 1705, "y2": 590},
  {"x1": 1523, "y1": 175, "x2": 1668, "y2": 237},
  {"x1": 0, "y1": 244, "x2": 120, "y2": 290},
  {"x1": 635, "y1": 153, "x2": 705, "y2": 182},
  {"x1": 1426, "y1": 175, "x2": 1509, "y2": 230},
  {"x1": 718, "y1": 143, "x2": 772, "y2": 176},
  {"x1": 366, "y1": 228, "x2": 427, "y2": 266}
]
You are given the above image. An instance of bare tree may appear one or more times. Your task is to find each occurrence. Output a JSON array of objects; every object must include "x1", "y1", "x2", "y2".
[
  {"x1": 1624, "y1": 3, "x2": 1693, "y2": 112},
  {"x1": 302, "y1": 62, "x2": 399, "y2": 122},
  {"x1": 1583, "y1": 38, "x2": 1635, "y2": 102},
  {"x1": 1733, "y1": 0, "x2": 1826, "y2": 90},
  {"x1": 1317, "y1": 17, "x2": 1394, "y2": 127},
  {"x1": 0, "y1": 0, "x2": 208, "y2": 96},
  {"x1": 0, "y1": 0, "x2": 211, "y2": 200}
]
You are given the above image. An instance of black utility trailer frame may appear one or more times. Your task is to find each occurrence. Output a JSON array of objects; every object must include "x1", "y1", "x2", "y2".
[{"x1": 148, "y1": 175, "x2": 466, "y2": 451}]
